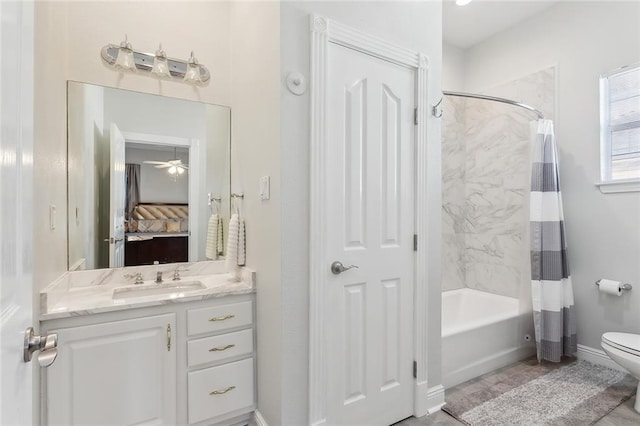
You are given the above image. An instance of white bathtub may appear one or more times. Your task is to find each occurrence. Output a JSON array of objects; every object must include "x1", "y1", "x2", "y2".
[{"x1": 442, "y1": 288, "x2": 536, "y2": 388}]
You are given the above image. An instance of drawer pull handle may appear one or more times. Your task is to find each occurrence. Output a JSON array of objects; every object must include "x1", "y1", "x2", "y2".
[
  {"x1": 209, "y1": 386, "x2": 236, "y2": 396},
  {"x1": 167, "y1": 324, "x2": 171, "y2": 351},
  {"x1": 209, "y1": 344, "x2": 235, "y2": 352},
  {"x1": 209, "y1": 314, "x2": 235, "y2": 322}
]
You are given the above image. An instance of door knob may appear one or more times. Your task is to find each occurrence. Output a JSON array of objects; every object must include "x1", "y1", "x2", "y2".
[
  {"x1": 331, "y1": 261, "x2": 359, "y2": 275},
  {"x1": 23, "y1": 327, "x2": 58, "y2": 368}
]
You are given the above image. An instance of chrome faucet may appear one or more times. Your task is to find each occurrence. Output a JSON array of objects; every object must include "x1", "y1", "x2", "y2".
[{"x1": 156, "y1": 270, "x2": 163, "y2": 284}]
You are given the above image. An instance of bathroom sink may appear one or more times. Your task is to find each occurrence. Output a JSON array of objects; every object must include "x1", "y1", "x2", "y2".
[{"x1": 112, "y1": 281, "x2": 205, "y2": 300}]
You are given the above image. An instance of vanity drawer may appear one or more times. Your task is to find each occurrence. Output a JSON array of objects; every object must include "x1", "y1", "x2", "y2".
[
  {"x1": 188, "y1": 329, "x2": 253, "y2": 367},
  {"x1": 187, "y1": 358, "x2": 254, "y2": 424},
  {"x1": 187, "y1": 301, "x2": 252, "y2": 336}
]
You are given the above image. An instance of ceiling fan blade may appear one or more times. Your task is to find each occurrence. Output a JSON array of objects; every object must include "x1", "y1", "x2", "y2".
[
  {"x1": 155, "y1": 164, "x2": 173, "y2": 169},
  {"x1": 143, "y1": 160, "x2": 168, "y2": 165}
]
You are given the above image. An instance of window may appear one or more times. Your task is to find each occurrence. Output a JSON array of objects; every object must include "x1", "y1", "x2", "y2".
[{"x1": 600, "y1": 64, "x2": 640, "y2": 187}]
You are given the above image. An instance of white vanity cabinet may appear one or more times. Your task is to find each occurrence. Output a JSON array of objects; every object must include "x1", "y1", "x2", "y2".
[
  {"x1": 185, "y1": 302, "x2": 255, "y2": 424},
  {"x1": 44, "y1": 314, "x2": 177, "y2": 425},
  {"x1": 41, "y1": 294, "x2": 256, "y2": 426}
]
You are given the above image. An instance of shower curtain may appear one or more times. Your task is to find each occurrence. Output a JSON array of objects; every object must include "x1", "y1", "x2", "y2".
[{"x1": 530, "y1": 119, "x2": 577, "y2": 363}]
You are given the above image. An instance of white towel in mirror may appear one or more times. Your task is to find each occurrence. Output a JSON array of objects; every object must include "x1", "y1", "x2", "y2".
[{"x1": 206, "y1": 214, "x2": 219, "y2": 260}]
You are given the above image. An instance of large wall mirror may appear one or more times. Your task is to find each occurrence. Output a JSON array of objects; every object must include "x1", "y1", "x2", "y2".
[{"x1": 67, "y1": 81, "x2": 230, "y2": 271}]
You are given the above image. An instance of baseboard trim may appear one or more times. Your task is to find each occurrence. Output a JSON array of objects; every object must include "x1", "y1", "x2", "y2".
[
  {"x1": 576, "y1": 344, "x2": 626, "y2": 372},
  {"x1": 443, "y1": 345, "x2": 536, "y2": 389},
  {"x1": 425, "y1": 384, "x2": 446, "y2": 414},
  {"x1": 253, "y1": 410, "x2": 268, "y2": 426},
  {"x1": 414, "y1": 381, "x2": 446, "y2": 417}
]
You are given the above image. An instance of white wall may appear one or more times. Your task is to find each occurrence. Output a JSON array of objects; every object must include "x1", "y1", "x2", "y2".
[
  {"x1": 34, "y1": 1, "x2": 70, "y2": 290},
  {"x1": 229, "y1": 1, "x2": 281, "y2": 424},
  {"x1": 280, "y1": 2, "x2": 442, "y2": 424},
  {"x1": 453, "y1": 1, "x2": 640, "y2": 350},
  {"x1": 442, "y1": 41, "x2": 466, "y2": 91},
  {"x1": 103, "y1": 88, "x2": 208, "y2": 140},
  {"x1": 34, "y1": 1, "x2": 233, "y2": 288}
]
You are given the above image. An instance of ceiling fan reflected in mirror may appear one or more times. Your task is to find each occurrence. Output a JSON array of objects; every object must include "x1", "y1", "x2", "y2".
[{"x1": 143, "y1": 147, "x2": 189, "y2": 175}]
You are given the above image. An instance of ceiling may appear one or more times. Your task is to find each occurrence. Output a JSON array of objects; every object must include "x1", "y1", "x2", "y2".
[{"x1": 443, "y1": 0, "x2": 560, "y2": 49}]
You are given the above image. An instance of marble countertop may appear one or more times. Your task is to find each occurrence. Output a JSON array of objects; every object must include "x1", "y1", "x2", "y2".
[{"x1": 40, "y1": 261, "x2": 255, "y2": 321}]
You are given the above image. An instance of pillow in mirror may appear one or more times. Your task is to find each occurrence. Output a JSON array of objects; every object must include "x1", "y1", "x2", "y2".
[{"x1": 166, "y1": 221, "x2": 181, "y2": 233}]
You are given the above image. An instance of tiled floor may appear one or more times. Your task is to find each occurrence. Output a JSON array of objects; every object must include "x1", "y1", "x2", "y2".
[{"x1": 395, "y1": 360, "x2": 639, "y2": 426}]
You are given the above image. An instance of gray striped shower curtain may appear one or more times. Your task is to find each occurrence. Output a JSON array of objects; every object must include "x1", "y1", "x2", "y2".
[{"x1": 530, "y1": 119, "x2": 577, "y2": 362}]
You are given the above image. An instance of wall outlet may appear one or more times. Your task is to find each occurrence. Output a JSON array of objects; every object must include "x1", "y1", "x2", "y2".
[{"x1": 259, "y1": 176, "x2": 270, "y2": 200}]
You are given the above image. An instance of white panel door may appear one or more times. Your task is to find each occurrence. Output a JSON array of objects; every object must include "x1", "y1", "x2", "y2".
[
  {"x1": 109, "y1": 123, "x2": 126, "y2": 267},
  {"x1": 326, "y1": 43, "x2": 415, "y2": 425},
  {"x1": 45, "y1": 314, "x2": 177, "y2": 425},
  {"x1": 0, "y1": 1, "x2": 34, "y2": 424}
]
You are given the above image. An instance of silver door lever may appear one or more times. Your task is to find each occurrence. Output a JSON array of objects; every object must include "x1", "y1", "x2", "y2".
[
  {"x1": 23, "y1": 327, "x2": 58, "y2": 367},
  {"x1": 331, "y1": 261, "x2": 359, "y2": 275}
]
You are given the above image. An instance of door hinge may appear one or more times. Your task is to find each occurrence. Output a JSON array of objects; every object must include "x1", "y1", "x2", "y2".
[
  {"x1": 413, "y1": 360, "x2": 417, "y2": 378},
  {"x1": 413, "y1": 234, "x2": 418, "y2": 251},
  {"x1": 414, "y1": 107, "x2": 419, "y2": 125}
]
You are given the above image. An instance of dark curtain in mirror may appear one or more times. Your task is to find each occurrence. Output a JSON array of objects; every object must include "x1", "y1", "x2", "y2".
[{"x1": 125, "y1": 163, "x2": 140, "y2": 223}]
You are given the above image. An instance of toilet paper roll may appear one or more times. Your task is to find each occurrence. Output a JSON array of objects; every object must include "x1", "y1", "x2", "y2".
[{"x1": 598, "y1": 279, "x2": 622, "y2": 296}]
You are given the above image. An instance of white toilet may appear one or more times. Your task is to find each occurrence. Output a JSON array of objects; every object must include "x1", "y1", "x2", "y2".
[{"x1": 601, "y1": 332, "x2": 640, "y2": 413}]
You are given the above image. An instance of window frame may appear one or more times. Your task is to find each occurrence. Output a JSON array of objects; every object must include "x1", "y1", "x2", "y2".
[{"x1": 598, "y1": 63, "x2": 640, "y2": 193}]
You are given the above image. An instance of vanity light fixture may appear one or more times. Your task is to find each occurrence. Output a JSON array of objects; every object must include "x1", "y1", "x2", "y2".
[
  {"x1": 113, "y1": 35, "x2": 137, "y2": 73},
  {"x1": 101, "y1": 37, "x2": 210, "y2": 85},
  {"x1": 150, "y1": 44, "x2": 172, "y2": 80},
  {"x1": 183, "y1": 51, "x2": 203, "y2": 85}
]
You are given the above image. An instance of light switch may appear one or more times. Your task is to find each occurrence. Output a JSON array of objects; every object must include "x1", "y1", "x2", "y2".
[{"x1": 259, "y1": 176, "x2": 270, "y2": 200}]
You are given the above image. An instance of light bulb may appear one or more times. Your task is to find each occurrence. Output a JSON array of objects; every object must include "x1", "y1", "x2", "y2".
[
  {"x1": 183, "y1": 51, "x2": 203, "y2": 85},
  {"x1": 151, "y1": 44, "x2": 172, "y2": 79},
  {"x1": 168, "y1": 166, "x2": 177, "y2": 175},
  {"x1": 456, "y1": 0, "x2": 473, "y2": 6},
  {"x1": 114, "y1": 35, "x2": 137, "y2": 72},
  {"x1": 177, "y1": 167, "x2": 185, "y2": 175}
]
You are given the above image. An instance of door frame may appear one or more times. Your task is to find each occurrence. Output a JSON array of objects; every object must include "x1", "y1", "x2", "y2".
[
  {"x1": 308, "y1": 15, "x2": 442, "y2": 425},
  {"x1": 121, "y1": 131, "x2": 201, "y2": 261}
]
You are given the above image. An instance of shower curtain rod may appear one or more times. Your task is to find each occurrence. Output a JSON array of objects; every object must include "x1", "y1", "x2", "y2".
[{"x1": 442, "y1": 91, "x2": 545, "y2": 120}]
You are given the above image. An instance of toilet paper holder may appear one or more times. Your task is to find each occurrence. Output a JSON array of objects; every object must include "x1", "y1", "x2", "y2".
[{"x1": 595, "y1": 279, "x2": 633, "y2": 291}]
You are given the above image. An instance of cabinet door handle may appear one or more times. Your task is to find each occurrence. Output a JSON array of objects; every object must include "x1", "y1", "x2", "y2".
[
  {"x1": 167, "y1": 324, "x2": 171, "y2": 351},
  {"x1": 209, "y1": 386, "x2": 236, "y2": 395},
  {"x1": 209, "y1": 344, "x2": 235, "y2": 352},
  {"x1": 208, "y1": 314, "x2": 235, "y2": 322}
]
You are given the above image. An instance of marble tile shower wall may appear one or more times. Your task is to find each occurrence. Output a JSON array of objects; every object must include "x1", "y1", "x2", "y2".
[
  {"x1": 442, "y1": 67, "x2": 556, "y2": 298},
  {"x1": 442, "y1": 95, "x2": 467, "y2": 291}
]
